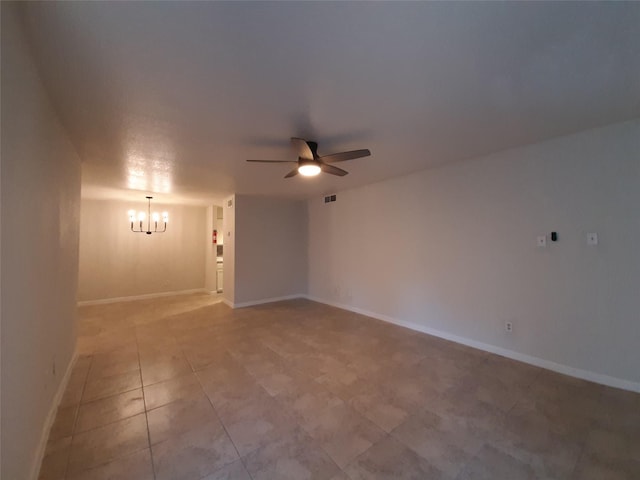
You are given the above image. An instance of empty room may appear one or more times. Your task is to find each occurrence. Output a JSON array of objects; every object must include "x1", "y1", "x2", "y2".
[{"x1": 1, "y1": 1, "x2": 639, "y2": 479}]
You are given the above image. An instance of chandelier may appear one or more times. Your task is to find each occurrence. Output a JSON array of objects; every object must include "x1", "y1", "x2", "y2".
[{"x1": 128, "y1": 196, "x2": 168, "y2": 234}]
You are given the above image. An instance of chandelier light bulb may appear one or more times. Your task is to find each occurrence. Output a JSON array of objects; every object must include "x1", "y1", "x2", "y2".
[{"x1": 129, "y1": 197, "x2": 168, "y2": 235}]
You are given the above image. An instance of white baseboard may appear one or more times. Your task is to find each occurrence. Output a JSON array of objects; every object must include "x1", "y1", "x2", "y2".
[
  {"x1": 31, "y1": 350, "x2": 78, "y2": 480},
  {"x1": 77, "y1": 288, "x2": 207, "y2": 306},
  {"x1": 303, "y1": 295, "x2": 640, "y2": 394},
  {"x1": 222, "y1": 298, "x2": 234, "y2": 308},
  {"x1": 227, "y1": 294, "x2": 305, "y2": 309}
]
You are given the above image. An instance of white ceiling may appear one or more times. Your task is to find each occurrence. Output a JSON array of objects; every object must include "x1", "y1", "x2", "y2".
[{"x1": 20, "y1": 1, "x2": 640, "y2": 205}]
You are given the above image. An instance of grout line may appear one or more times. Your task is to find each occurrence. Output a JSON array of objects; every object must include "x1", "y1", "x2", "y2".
[
  {"x1": 173, "y1": 321, "x2": 255, "y2": 479},
  {"x1": 134, "y1": 332, "x2": 157, "y2": 480},
  {"x1": 63, "y1": 355, "x2": 93, "y2": 479},
  {"x1": 193, "y1": 363, "x2": 256, "y2": 480}
]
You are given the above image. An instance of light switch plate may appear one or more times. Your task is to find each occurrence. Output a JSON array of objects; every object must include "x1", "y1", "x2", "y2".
[
  {"x1": 587, "y1": 232, "x2": 598, "y2": 246},
  {"x1": 537, "y1": 235, "x2": 547, "y2": 247}
]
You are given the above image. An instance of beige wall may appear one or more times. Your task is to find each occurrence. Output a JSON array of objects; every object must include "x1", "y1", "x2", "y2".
[
  {"x1": 1, "y1": 4, "x2": 82, "y2": 478},
  {"x1": 78, "y1": 199, "x2": 207, "y2": 301},
  {"x1": 222, "y1": 196, "x2": 236, "y2": 305},
  {"x1": 204, "y1": 206, "x2": 217, "y2": 293},
  {"x1": 234, "y1": 195, "x2": 307, "y2": 305},
  {"x1": 308, "y1": 119, "x2": 640, "y2": 389}
]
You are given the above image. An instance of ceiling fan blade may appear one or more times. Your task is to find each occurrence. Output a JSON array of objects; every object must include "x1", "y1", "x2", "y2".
[
  {"x1": 321, "y1": 163, "x2": 348, "y2": 176},
  {"x1": 246, "y1": 159, "x2": 296, "y2": 163},
  {"x1": 284, "y1": 168, "x2": 299, "y2": 178},
  {"x1": 291, "y1": 137, "x2": 313, "y2": 160},
  {"x1": 320, "y1": 149, "x2": 371, "y2": 163}
]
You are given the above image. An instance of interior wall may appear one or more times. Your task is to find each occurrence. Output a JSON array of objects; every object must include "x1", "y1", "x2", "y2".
[
  {"x1": 308, "y1": 119, "x2": 640, "y2": 387},
  {"x1": 222, "y1": 195, "x2": 235, "y2": 305},
  {"x1": 1, "y1": 4, "x2": 82, "y2": 478},
  {"x1": 234, "y1": 195, "x2": 307, "y2": 305},
  {"x1": 78, "y1": 199, "x2": 207, "y2": 301},
  {"x1": 204, "y1": 205, "x2": 217, "y2": 293}
]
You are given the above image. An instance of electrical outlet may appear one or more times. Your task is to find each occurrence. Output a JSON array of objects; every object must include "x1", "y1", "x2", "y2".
[
  {"x1": 537, "y1": 235, "x2": 547, "y2": 247},
  {"x1": 505, "y1": 321, "x2": 513, "y2": 333}
]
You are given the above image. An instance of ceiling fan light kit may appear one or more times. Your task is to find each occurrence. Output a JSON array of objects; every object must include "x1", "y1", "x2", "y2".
[
  {"x1": 298, "y1": 161, "x2": 321, "y2": 177},
  {"x1": 247, "y1": 137, "x2": 371, "y2": 179}
]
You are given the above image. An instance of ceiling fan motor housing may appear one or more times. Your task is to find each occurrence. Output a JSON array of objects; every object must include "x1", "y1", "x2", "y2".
[{"x1": 306, "y1": 141, "x2": 319, "y2": 159}]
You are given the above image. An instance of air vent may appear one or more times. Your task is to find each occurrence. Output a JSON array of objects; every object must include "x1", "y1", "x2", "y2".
[{"x1": 324, "y1": 194, "x2": 337, "y2": 203}]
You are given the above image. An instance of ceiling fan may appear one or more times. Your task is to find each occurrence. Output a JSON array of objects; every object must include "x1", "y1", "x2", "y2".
[{"x1": 247, "y1": 137, "x2": 371, "y2": 178}]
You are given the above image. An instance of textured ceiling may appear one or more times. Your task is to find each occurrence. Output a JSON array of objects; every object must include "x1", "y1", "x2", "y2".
[{"x1": 20, "y1": 1, "x2": 640, "y2": 205}]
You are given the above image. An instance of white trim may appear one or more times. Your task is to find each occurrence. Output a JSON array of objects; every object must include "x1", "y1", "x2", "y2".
[
  {"x1": 31, "y1": 350, "x2": 78, "y2": 480},
  {"x1": 77, "y1": 288, "x2": 207, "y2": 306},
  {"x1": 303, "y1": 295, "x2": 640, "y2": 393},
  {"x1": 222, "y1": 298, "x2": 234, "y2": 308},
  {"x1": 228, "y1": 294, "x2": 305, "y2": 309}
]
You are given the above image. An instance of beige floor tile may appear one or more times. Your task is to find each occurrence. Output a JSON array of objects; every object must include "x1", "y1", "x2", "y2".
[
  {"x1": 75, "y1": 388, "x2": 145, "y2": 433},
  {"x1": 243, "y1": 427, "x2": 340, "y2": 480},
  {"x1": 82, "y1": 370, "x2": 142, "y2": 403},
  {"x1": 343, "y1": 435, "x2": 448, "y2": 480},
  {"x1": 147, "y1": 390, "x2": 218, "y2": 445},
  {"x1": 221, "y1": 396, "x2": 300, "y2": 457},
  {"x1": 302, "y1": 402, "x2": 386, "y2": 468},
  {"x1": 48, "y1": 405, "x2": 77, "y2": 442},
  {"x1": 328, "y1": 472, "x2": 351, "y2": 480},
  {"x1": 72, "y1": 356, "x2": 93, "y2": 378},
  {"x1": 574, "y1": 427, "x2": 640, "y2": 479},
  {"x1": 59, "y1": 377, "x2": 86, "y2": 409},
  {"x1": 201, "y1": 459, "x2": 252, "y2": 480},
  {"x1": 143, "y1": 371, "x2": 203, "y2": 410},
  {"x1": 598, "y1": 386, "x2": 640, "y2": 434},
  {"x1": 67, "y1": 413, "x2": 149, "y2": 473},
  {"x1": 314, "y1": 367, "x2": 373, "y2": 402},
  {"x1": 492, "y1": 397, "x2": 584, "y2": 478},
  {"x1": 79, "y1": 331, "x2": 137, "y2": 356},
  {"x1": 198, "y1": 364, "x2": 267, "y2": 410},
  {"x1": 350, "y1": 391, "x2": 410, "y2": 432},
  {"x1": 571, "y1": 452, "x2": 640, "y2": 480},
  {"x1": 428, "y1": 391, "x2": 506, "y2": 444},
  {"x1": 528, "y1": 369, "x2": 604, "y2": 412},
  {"x1": 87, "y1": 345, "x2": 140, "y2": 381},
  {"x1": 456, "y1": 444, "x2": 536, "y2": 480},
  {"x1": 140, "y1": 356, "x2": 193, "y2": 386},
  {"x1": 502, "y1": 394, "x2": 594, "y2": 444},
  {"x1": 38, "y1": 436, "x2": 71, "y2": 480},
  {"x1": 66, "y1": 448, "x2": 154, "y2": 480},
  {"x1": 446, "y1": 369, "x2": 528, "y2": 414},
  {"x1": 391, "y1": 409, "x2": 485, "y2": 478},
  {"x1": 181, "y1": 341, "x2": 232, "y2": 371},
  {"x1": 151, "y1": 421, "x2": 239, "y2": 480}
]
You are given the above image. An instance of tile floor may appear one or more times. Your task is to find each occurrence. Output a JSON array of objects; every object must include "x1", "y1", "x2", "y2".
[{"x1": 39, "y1": 294, "x2": 640, "y2": 479}]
